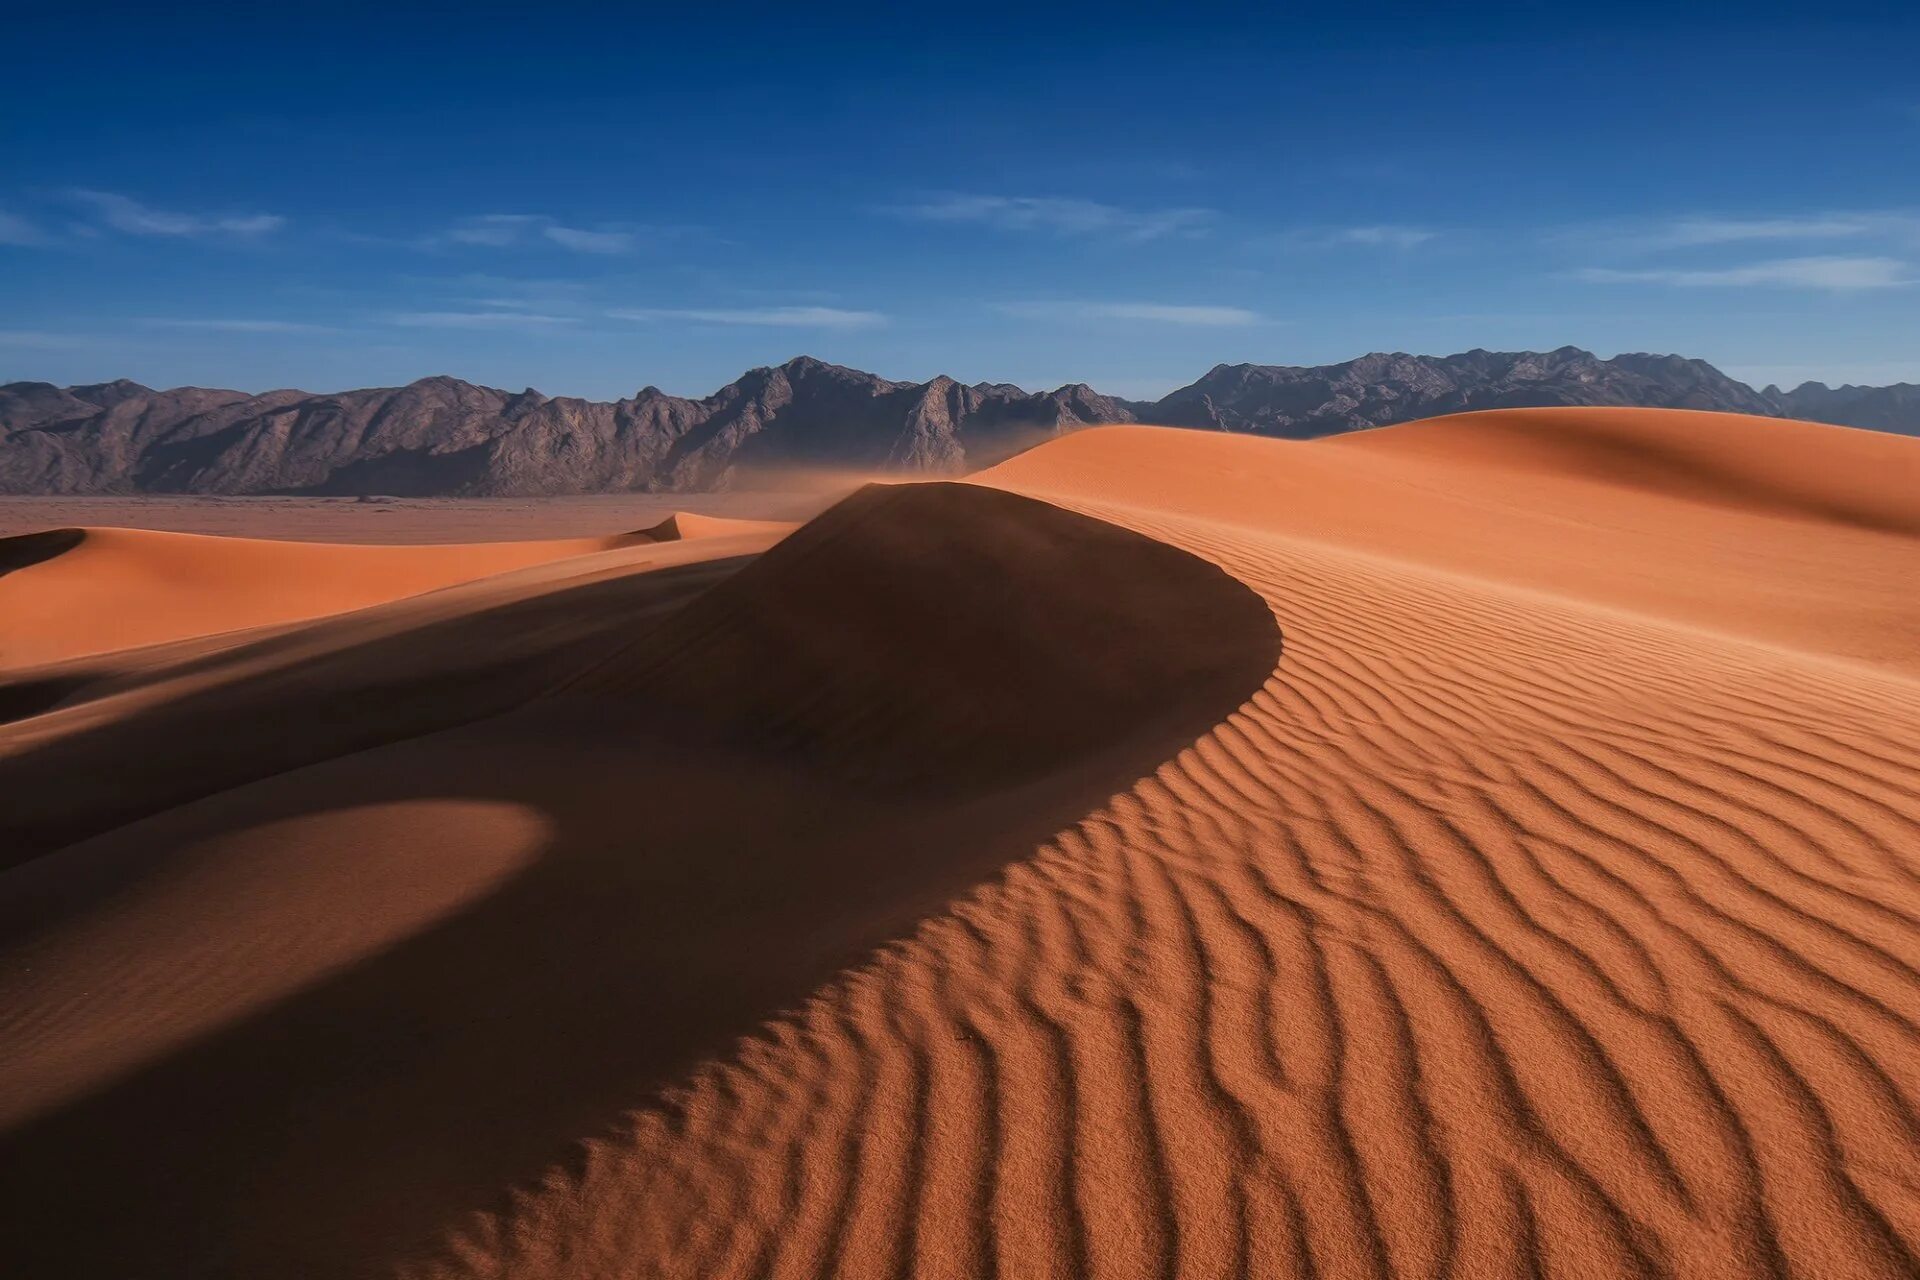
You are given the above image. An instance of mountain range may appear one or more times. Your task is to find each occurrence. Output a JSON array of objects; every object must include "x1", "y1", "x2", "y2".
[{"x1": 2, "y1": 347, "x2": 1913, "y2": 496}]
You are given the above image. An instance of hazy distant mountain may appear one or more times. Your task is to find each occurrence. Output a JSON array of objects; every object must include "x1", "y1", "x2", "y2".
[
  {"x1": 2, "y1": 349, "x2": 1913, "y2": 495},
  {"x1": 0, "y1": 357, "x2": 1135, "y2": 496},
  {"x1": 1766, "y1": 381, "x2": 1920, "y2": 437},
  {"x1": 1152, "y1": 347, "x2": 1783, "y2": 436}
]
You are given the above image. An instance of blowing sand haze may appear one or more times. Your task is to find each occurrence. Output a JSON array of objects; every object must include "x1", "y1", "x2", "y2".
[{"x1": 0, "y1": 405, "x2": 1917, "y2": 1277}]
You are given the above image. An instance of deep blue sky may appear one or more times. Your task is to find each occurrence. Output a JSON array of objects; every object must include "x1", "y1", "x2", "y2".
[{"x1": 4, "y1": 3, "x2": 1917, "y2": 400}]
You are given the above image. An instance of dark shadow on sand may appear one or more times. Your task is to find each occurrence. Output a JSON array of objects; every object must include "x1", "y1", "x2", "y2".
[
  {"x1": 0, "y1": 527, "x2": 84, "y2": 579},
  {"x1": 0, "y1": 484, "x2": 1281, "y2": 1279}
]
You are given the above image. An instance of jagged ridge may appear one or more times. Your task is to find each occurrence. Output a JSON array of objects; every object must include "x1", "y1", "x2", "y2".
[{"x1": 2, "y1": 349, "x2": 1913, "y2": 495}]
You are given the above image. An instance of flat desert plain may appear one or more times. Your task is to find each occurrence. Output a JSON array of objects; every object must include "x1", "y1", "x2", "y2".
[{"x1": 2, "y1": 407, "x2": 1918, "y2": 1279}]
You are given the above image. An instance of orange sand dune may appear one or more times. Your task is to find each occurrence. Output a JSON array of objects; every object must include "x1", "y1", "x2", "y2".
[
  {"x1": 2, "y1": 408, "x2": 1920, "y2": 1279},
  {"x1": 0, "y1": 529, "x2": 787, "y2": 860},
  {"x1": 989, "y1": 409, "x2": 1920, "y2": 670},
  {"x1": 633, "y1": 510, "x2": 800, "y2": 542},
  {"x1": 0, "y1": 525, "x2": 655, "y2": 669}
]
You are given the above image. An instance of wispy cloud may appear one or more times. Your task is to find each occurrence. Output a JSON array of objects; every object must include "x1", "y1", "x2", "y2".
[
  {"x1": 1638, "y1": 215, "x2": 1894, "y2": 247},
  {"x1": 444, "y1": 214, "x2": 545, "y2": 247},
  {"x1": 997, "y1": 301, "x2": 1263, "y2": 326},
  {"x1": 432, "y1": 274, "x2": 594, "y2": 311},
  {"x1": 0, "y1": 330, "x2": 105, "y2": 350},
  {"x1": 609, "y1": 306, "x2": 887, "y2": 328},
  {"x1": 1572, "y1": 256, "x2": 1912, "y2": 290},
  {"x1": 1328, "y1": 225, "x2": 1437, "y2": 249},
  {"x1": 0, "y1": 210, "x2": 50, "y2": 247},
  {"x1": 541, "y1": 225, "x2": 634, "y2": 254},
  {"x1": 69, "y1": 189, "x2": 284, "y2": 237},
  {"x1": 138, "y1": 318, "x2": 332, "y2": 333},
  {"x1": 1560, "y1": 211, "x2": 1920, "y2": 253},
  {"x1": 1253, "y1": 224, "x2": 1440, "y2": 254},
  {"x1": 386, "y1": 311, "x2": 580, "y2": 329},
  {"x1": 892, "y1": 194, "x2": 1214, "y2": 242},
  {"x1": 432, "y1": 214, "x2": 672, "y2": 254}
]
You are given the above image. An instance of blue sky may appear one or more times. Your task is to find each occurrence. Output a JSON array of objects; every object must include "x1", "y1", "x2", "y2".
[{"x1": 4, "y1": 3, "x2": 1918, "y2": 400}]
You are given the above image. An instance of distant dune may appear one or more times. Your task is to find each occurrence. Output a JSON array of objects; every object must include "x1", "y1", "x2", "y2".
[
  {"x1": 0, "y1": 526, "x2": 653, "y2": 669},
  {"x1": 1, "y1": 408, "x2": 1917, "y2": 1278}
]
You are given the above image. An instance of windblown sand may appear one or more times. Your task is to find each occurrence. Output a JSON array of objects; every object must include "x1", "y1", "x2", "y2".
[{"x1": 1, "y1": 408, "x2": 1917, "y2": 1278}]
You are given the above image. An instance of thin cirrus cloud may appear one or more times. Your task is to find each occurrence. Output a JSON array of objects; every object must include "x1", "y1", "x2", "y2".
[
  {"x1": 385, "y1": 311, "x2": 580, "y2": 329},
  {"x1": 1328, "y1": 225, "x2": 1437, "y2": 248},
  {"x1": 443, "y1": 214, "x2": 545, "y2": 247},
  {"x1": 69, "y1": 189, "x2": 284, "y2": 237},
  {"x1": 436, "y1": 214, "x2": 651, "y2": 254},
  {"x1": 1638, "y1": 215, "x2": 1895, "y2": 247},
  {"x1": 540, "y1": 225, "x2": 636, "y2": 254},
  {"x1": 0, "y1": 210, "x2": 50, "y2": 246},
  {"x1": 1559, "y1": 211, "x2": 1920, "y2": 252},
  {"x1": 892, "y1": 194, "x2": 1215, "y2": 242},
  {"x1": 998, "y1": 301, "x2": 1264, "y2": 326},
  {"x1": 609, "y1": 306, "x2": 888, "y2": 329},
  {"x1": 1573, "y1": 256, "x2": 1913, "y2": 290},
  {"x1": 139, "y1": 318, "x2": 332, "y2": 333},
  {"x1": 0, "y1": 330, "x2": 102, "y2": 350}
]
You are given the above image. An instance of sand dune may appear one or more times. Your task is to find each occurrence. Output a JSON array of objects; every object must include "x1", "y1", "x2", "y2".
[
  {"x1": 0, "y1": 525, "x2": 656, "y2": 669},
  {"x1": 632, "y1": 510, "x2": 801, "y2": 543},
  {"x1": 2, "y1": 408, "x2": 1918, "y2": 1278}
]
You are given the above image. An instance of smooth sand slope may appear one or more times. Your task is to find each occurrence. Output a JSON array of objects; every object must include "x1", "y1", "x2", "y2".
[
  {"x1": 2, "y1": 407, "x2": 1919, "y2": 1278},
  {"x1": 0, "y1": 509, "x2": 796, "y2": 677},
  {"x1": 0, "y1": 526, "x2": 655, "y2": 668}
]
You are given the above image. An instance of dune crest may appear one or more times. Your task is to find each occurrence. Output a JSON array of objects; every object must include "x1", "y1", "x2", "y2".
[
  {"x1": 978, "y1": 415, "x2": 1920, "y2": 671},
  {"x1": 631, "y1": 511, "x2": 798, "y2": 542},
  {"x1": 1330, "y1": 406, "x2": 1920, "y2": 537},
  {"x1": 580, "y1": 482, "x2": 1277, "y2": 783}
]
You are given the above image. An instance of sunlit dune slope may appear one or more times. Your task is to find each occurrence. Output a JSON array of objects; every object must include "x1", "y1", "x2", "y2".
[
  {"x1": 1329, "y1": 405, "x2": 1920, "y2": 537},
  {"x1": 0, "y1": 525, "x2": 653, "y2": 668},
  {"x1": 982, "y1": 409, "x2": 1920, "y2": 670}
]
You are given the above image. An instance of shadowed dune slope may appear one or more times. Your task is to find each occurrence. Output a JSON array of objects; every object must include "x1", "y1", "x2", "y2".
[
  {"x1": 406, "y1": 410, "x2": 1920, "y2": 1280},
  {"x1": 0, "y1": 483, "x2": 1276, "y2": 1279},
  {"x1": 0, "y1": 532, "x2": 782, "y2": 863},
  {"x1": 0, "y1": 525, "x2": 649, "y2": 669},
  {"x1": 575, "y1": 482, "x2": 1276, "y2": 783}
]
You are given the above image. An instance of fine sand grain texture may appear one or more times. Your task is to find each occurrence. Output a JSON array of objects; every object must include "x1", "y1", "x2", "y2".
[{"x1": 2, "y1": 408, "x2": 1918, "y2": 1278}]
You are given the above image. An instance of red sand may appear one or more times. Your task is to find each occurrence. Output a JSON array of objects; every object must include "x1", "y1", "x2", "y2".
[{"x1": 2, "y1": 408, "x2": 1918, "y2": 1279}]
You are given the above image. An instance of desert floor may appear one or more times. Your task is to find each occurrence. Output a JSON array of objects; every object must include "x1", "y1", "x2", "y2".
[{"x1": 2, "y1": 408, "x2": 1918, "y2": 1279}]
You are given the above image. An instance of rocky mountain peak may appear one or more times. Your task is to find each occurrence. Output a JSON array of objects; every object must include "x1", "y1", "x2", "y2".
[{"x1": 2, "y1": 349, "x2": 1913, "y2": 496}]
